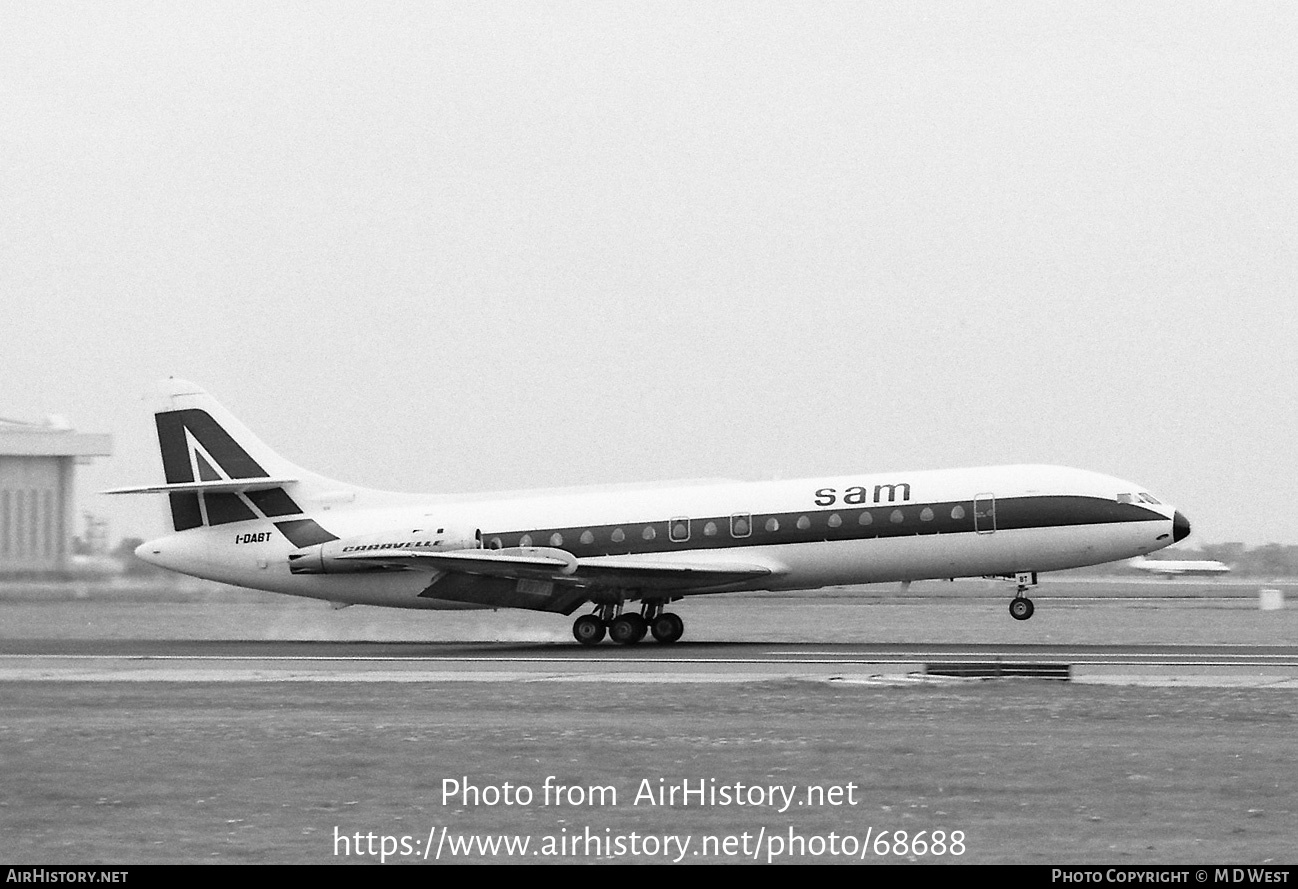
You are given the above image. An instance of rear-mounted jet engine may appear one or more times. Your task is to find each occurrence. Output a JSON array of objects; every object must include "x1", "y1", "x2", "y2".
[{"x1": 288, "y1": 527, "x2": 480, "y2": 574}]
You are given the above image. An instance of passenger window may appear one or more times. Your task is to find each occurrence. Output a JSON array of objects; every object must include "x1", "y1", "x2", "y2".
[
  {"x1": 951, "y1": 505, "x2": 966, "y2": 520},
  {"x1": 519, "y1": 534, "x2": 533, "y2": 547},
  {"x1": 642, "y1": 526, "x2": 657, "y2": 541},
  {"x1": 890, "y1": 509, "x2": 904, "y2": 524},
  {"x1": 796, "y1": 515, "x2": 811, "y2": 531},
  {"x1": 703, "y1": 521, "x2": 718, "y2": 537},
  {"x1": 550, "y1": 532, "x2": 563, "y2": 547},
  {"x1": 580, "y1": 530, "x2": 594, "y2": 545},
  {"x1": 611, "y1": 528, "x2": 625, "y2": 543},
  {"x1": 490, "y1": 537, "x2": 502, "y2": 550},
  {"x1": 827, "y1": 513, "x2": 842, "y2": 529},
  {"x1": 920, "y1": 507, "x2": 934, "y2": 522},
  {"x1": 670, "y1": 519, "x2": 690, "y2": 542},
  {"x1": 858, "y1": 511, "x2": 873, "y2": 526},
  {"x1": 731, "y1": 514, "x2": 751, "y2": 537},
  {"x1": 765, "y1": 517, "x2": 779, "y2": 533}
]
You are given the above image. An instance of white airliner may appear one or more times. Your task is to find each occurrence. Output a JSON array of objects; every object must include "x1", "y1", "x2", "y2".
[
  {"x1": 108, "y1": 379, "x2": 1191, "y2": 645},
  {"x1": 1128, "y1": 557, "x2": 1230, "y2": 577}
]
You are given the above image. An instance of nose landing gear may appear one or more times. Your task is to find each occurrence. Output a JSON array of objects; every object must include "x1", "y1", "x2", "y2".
[
  {"x1": 1009, "y1": 595, "x2": 1035, "y2": 621},
  {"x1": 1008, "y1": 571, "x2": 1038, "y2": 621}
]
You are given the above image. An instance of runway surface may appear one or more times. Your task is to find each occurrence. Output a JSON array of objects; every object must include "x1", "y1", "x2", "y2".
[
  {"x1": 4, "y1": 581, "x2": 1297, "y2": 687},
  {"x1": 5, "y1": 639, "x2": 1298, "y2": 686},
  {"x1": 6, "y1": 594, "x2": 1298, "y2": 864}
]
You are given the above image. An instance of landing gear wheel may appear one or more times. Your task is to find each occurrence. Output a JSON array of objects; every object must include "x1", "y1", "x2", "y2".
[
  {"x1": 650, "y1": 612, "x2": 685, "y2": 644},
  {"x1": 609, "y1": 614, "x2": 648, "y2": 645},
  {"x1": 573, "y1": 614, "x2": 606, "y2": 646},
  {"x1": 1009, "y1": 597, "x2": 1035, "y2": 621}
]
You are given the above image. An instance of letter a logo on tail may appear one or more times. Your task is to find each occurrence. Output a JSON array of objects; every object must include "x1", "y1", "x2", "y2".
[
  {"x1": 106, "y1": 379, "x2": 342, "y2": 545},
  {"x1": 155, "y1": 409, "x2": 274, "y2": 530}
]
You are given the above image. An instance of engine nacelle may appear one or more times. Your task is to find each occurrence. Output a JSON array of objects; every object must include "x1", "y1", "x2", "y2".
[{"x1": 288, "y1": 526, "x2": 479, "y2": 574}]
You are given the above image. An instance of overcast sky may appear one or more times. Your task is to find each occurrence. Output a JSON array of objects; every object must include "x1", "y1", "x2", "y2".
[{"x1": 2, "y1": 2, "x2": 1294, "y2": 548}]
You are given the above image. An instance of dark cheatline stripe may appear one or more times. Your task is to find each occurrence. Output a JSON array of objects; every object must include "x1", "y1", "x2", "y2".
[
  {"x1": 995, "y1": 496, "x2": 1159, "y2": 531},
  {"x1": 155, "y1": 409, "x2": 269, "y2": 482},
  {"x1": 204, "y1": 492, "x2": 258, "y2": 525},
  {"x1": 481, "y1": 495, "x2": 1165, "y2": 560},
  {"x1": 275, "y1": 519, "x2": 340, "y2": 548},
  {"x1": 169, "y1": 492, "x2": 202, "y2": 532},
  {"x1": 247, "y1": 487, "x2": 303, "y2": 518}
]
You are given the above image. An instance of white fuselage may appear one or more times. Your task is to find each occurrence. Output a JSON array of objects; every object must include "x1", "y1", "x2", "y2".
[{"x1": 138, "y1": 464, "x2": 1182, "y2": 610}]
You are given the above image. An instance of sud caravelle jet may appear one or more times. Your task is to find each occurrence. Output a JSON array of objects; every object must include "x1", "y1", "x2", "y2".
[
  {"x1": 109, "y1": 379, "x2": 1191, "y2": 645},
  {"x1": 1128, "y1": 557, "x2": 1230, "y2": 577}
]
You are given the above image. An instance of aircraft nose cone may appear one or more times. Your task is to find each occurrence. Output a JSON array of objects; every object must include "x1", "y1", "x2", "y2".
[{"x1": 1172, "y1": 511, "x2": 1191, "y2": 543}]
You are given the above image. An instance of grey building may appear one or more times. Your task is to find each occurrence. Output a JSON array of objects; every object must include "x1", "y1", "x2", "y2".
[{"x1": 0, "y1": 416, "x2": 112, "y2": 575}]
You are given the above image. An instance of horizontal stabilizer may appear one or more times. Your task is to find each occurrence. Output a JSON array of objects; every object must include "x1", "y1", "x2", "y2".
[{"x1": 102, "y1": 478, "x2": 299, "y2": 495}]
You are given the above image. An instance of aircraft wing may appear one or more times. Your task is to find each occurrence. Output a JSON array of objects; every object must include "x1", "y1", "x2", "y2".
[
  {"x1": 563, "y1": 558, "x2": 775, "y2": 591},
  {"x1": 334, "y1": 547, "x2": 776, "y2": 593},
  {"x1": 335, "y1": 547, "x2": 580, "y2": 581}
]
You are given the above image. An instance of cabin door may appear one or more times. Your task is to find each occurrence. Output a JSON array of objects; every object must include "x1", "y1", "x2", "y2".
[{"x1": 974, "y1": 494, "x2": 996, "y2": 534}]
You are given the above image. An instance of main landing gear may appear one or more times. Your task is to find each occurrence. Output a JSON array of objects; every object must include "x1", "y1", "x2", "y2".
[
  {"x1": 572, "y1": 600, "x2": 684, "y2": 646},
  {"x1": 1009, "y1": 571, "x2": 1038, "y2": 621}
]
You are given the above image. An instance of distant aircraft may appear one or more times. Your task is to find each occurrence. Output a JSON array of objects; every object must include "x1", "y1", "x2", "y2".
[
  {"x1": 106, "y1": 380, "x2": 1191, "y2": 644},
  {"x1": 1128, "y1": 556, "x2": 1230, "y2": 577}
]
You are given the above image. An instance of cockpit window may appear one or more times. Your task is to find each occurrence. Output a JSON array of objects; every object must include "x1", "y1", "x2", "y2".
[
  {"x1": 1116, "y1": 493, "x2": 1135, "y2": 504},
  {"x1": 1138, "y1": 493, "x2": 1161, "y2": 504}
]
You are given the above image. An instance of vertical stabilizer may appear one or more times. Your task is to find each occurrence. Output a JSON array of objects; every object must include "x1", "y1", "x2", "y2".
[{"x1": 140, "y1": 379, "x2": 350, "y2": 543}]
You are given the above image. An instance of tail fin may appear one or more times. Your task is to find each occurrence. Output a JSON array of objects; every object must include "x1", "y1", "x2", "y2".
[{"x1": 106, "y1": 379, "x2": 351, "y2": 545}]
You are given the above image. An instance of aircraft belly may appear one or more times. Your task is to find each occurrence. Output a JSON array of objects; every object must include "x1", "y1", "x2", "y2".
[
  {"x1": 761, "y1": 535, "x2": 1023, "y2": 588},
  {"x1": 417, "y1": 572, "x2": 587, "y2": 614},
  {"x1": 761, "y1": 522, "x2": 1159, "y2": 587}
]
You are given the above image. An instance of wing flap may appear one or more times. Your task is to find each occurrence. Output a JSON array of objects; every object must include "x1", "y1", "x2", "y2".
[
  {"x1": 337, "y1": 547, "x2": 774, "y2": 593},
  {"x1": 569, "y1": 558, "x2": 774, "y2": 591},
  {"x1": 335, "y1": 546, "x2": 578, "y2": 581}
]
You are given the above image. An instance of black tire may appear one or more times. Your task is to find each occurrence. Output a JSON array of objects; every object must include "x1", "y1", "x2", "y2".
[
  {"x1": 1009, "y1": 598, "x2": 1035, "y2": 621},
  {"x1": 573, "y1": 615, "x2": 606, "y2": 646},
  {"x1": 650, "y1": 612, "x2": 685, "y2": 644},
  {"x1": 610, "y1": 614, "x2": 647, "y2": 645}
]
